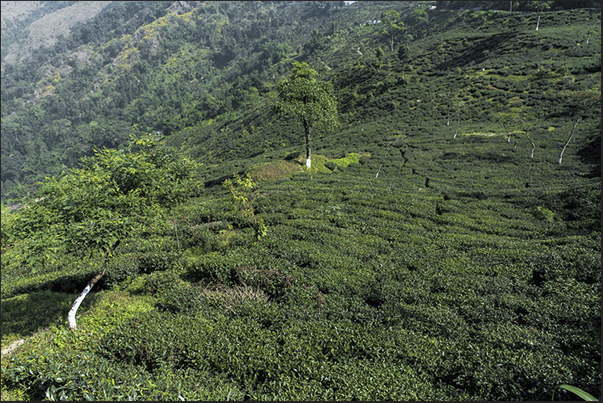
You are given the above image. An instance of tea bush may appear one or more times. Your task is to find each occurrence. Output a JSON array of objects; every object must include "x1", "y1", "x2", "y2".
[{"x1": 2, "y1": 346, "x2": 243, "y2": 401}]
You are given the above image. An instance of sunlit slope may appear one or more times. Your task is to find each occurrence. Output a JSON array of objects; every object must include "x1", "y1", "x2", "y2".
[{"x1": 1, "y1": 3, "x2": 600, "y2": 401}]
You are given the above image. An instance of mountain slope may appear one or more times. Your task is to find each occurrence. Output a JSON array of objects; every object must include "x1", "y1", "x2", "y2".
[
  {"x1": 0, "y1": 1, "x2": 600, "y2": 202},
  {"x1": 1, "y1": 1, "x2": 113, "y2": 65},
  {"x1": 0, "y1": 1, "x2": 601, "y2": 401}
]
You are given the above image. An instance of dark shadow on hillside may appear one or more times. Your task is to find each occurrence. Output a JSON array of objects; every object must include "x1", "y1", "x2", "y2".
[
  {"x1": 440, "y1": 152, "x2": 459, "y2": 160},
  {"x1": 1, "y1": 290, "x2": 100, "y2": 339},
  {"x1": 5, "y1": 271, "x2": 101, "y2": 301},
  {"x1": 440, "y1": 151, "x2": 513, "y2": 163},
  {"x1": 467, "y1": 152, "x2": 513, "y2": 163},
  {"x1": 434, "y1": 32, "x2": 518, "y2": 71},
  {"x1": 577, "y1": 134, "x2": 601, "y2": 178},
  {"x1": 455, "y1": 191, "x2": 489, "y2": 200},
  {"x1": 204, "y1": 171, "x2": 246, "y2": 188}
]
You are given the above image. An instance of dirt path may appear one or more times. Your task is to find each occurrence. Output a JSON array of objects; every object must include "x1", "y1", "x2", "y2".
[{"x1": 1, "y1": 339, "x2": 25, "y2": 357}]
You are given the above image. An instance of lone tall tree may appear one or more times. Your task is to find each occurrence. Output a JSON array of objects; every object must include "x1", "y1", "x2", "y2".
[
  {"x1": 273, "y1": 62, "x2": 338, "y2": 168},
  {"x1": 381, "y1": 9, "x2": 404, "y2": 51}
]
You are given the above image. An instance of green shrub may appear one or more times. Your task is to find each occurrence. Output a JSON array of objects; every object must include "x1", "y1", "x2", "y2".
[
  {"x1": 184, "y1": 250, "x2": 241, "y2": 284},
  {"x1": 234, "y1": 266, "x2": 294, "y2": 300},
  {"x1": 155, "y1": 281, "x2": 203, "y2": 314},
  {"x1": 534, "y1": 206, "x2": 555, "y2": 222},
  {"x1": 102, "y1": 254, "x2": 142, "y2": 288},
  {"x1": 1, "y1": 344, "x2": 242, "y2": 401},
  {"x1": 127, "y1": 270, "x2": 185, "y2": 296}
]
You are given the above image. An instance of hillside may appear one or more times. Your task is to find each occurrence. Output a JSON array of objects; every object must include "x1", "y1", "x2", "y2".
[
  {"x1": 1, "y1": 1, "x2": 601, "y2": 401},
  {"x1": 1, "y1": 1, "x2": 112, "y2": 65},
  {"x1": 3, "y1": 0, "x2": 599, "y2": 203}
]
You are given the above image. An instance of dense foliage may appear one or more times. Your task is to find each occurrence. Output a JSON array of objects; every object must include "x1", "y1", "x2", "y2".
[
  {"x1": 273, "y1": 61, "x2": 339, "y2": 167},
  {"x1": 3, "y1": 134, "x2": 198, "y2": 269},
  {"x1": 1, "y1": 1, "x2": 601, "y2": 401}
]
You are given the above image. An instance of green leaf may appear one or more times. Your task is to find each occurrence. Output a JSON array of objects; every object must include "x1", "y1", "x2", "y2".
[{"x1": 558, "y1": 385, "x2": 598, "y2": 401}]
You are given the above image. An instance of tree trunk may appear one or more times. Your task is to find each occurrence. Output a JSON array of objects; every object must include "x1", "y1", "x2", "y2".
[
  {"x1": 68, "y1": 270, "x2": 104, "y2": 329},
  {"x1": 558, "y1": 116, "x2": 582, "y2": 165},
  {"x1": 558, "y1": 101, "x2": 597, "y2": 164},
  {"x1": 68, "y1": 242, "x2": 119, "y2": 329},
  {"x1": 303, "y1": 117, "x2": 312, "y2": 168},
  {"x1": 535, "y1": 9, "x2": 541, "y2": 30},
  {"x1": 526, "y1": 131, "x2": 536, "y2": 158},
  {"x1": 453, "y1": 108, "x2": 460, "y2": 139}
]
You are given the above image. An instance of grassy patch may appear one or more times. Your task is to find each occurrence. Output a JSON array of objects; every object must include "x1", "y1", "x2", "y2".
[
  {"x1": 330, "y1": 152, "x2": 371, "y2": 167},
  {"x1": 246, "y1": 159, "x2": 303, "y2": 182}
]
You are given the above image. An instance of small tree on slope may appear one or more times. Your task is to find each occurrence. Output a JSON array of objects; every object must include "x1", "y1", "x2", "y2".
[
  {"x1": 273, "y1": 61, "x2": 338, "y2": 169},
  {"x1": 3, "y1": 134, "x2": 198, "y2": 329}
]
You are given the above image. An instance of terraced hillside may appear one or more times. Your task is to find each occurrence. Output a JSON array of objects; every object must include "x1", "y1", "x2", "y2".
[{"x1": 1, "y1": 1, "x2": 600, "y2": 401}]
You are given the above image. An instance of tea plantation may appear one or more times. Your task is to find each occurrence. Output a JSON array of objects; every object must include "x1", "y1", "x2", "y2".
[{"x1": 1, "y1": 2, "x2": 600, "y2": 401}]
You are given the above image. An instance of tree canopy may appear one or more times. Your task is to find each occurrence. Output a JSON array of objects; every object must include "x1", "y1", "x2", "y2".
[
  {"x1": 273, "y1": 61, "x2": 338, "y2": 168},
  {"x1": 4, "y1": 134, "x2": 199, "y2": 272},
  {"x1": 3, "y1": 134, "x2": 200, "y2": 328},
  {"x1": 381, "y1": 9, "x2": 405, "y2": 51}
]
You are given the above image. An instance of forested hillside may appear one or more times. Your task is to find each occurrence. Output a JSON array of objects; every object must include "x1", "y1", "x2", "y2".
[
  {"x1": 2, "y1": 0, "x2": 599, "y2": 203},
  {"x1": 2, "y1": 0, "x2": 359, "y2": 201},
  {"x1": 1, "y1": 1, "x2": 601, "y2": 401}
]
